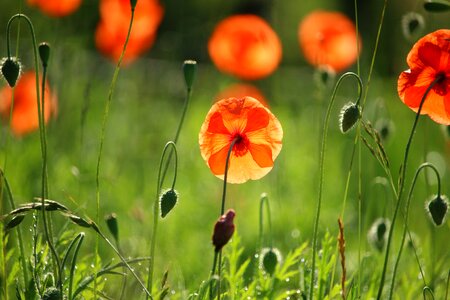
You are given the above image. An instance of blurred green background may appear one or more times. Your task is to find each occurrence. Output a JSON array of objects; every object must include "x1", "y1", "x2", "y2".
[{"x1": 0, "y1": 0, "x2": 449, "y2": 297}]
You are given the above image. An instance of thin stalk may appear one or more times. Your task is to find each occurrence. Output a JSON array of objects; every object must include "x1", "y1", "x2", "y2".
[
  {"x1": 209, "y1": 252, "x2": 219, "y2": 300},
  {"x1": 389, "y1": 163, "x2": 439, "y2": 299},
  {"x1": 147, "y1": 141, "x2": 178, "y2": 297},
  {"x1": 259, "y1": 193, "x2": 273, "y2": 250},
  {"x1": 376, "y1": 74, "x2": 445, "y2": 300},
  {"x1": 91, "y1": 223, "x2": 152, "y2": 298},
  {"x1": 309, "y1": 72, "x2": 363, "y2": 300},
  {"x1": 94, "y1": 5, "x2": 135, "y2": 297},
  {"x1": 67, "y1": 233, "x2": 85, "y2": 300}
]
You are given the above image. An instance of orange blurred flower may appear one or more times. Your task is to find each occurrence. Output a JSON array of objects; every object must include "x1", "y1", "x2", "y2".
[
  {"x1": 208, "y1": 15, "x2": 282, "y2": 80},
  {"x1": 28, "y1": 0, "x2": 82, "y2": 17},
  {"x1": 398, "y1": 29, "x2": 450, "y2": 124},
  {"x1": 95, "y1": 0, "x2": 164, "y2": 64},
  {"x1": 199, "y1": 96, "x2": 283, "y2": 184},
  {"x1": 298, "y1": 11, "x2": 360, "y2": 72},
  {"x1": 0, "y1": 71, "x2": 55, "y2": 136},
  {"x1": 215, "y1": 83, "x2": 268, "y2": 107}
]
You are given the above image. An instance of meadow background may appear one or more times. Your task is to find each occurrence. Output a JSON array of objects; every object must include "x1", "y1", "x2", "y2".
[{"x1": 0, "y1": 0, "x2": 449, "y2": 299}]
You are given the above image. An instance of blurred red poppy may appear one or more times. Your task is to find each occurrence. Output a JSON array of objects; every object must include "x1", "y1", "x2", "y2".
[
  {"x1": 28, "y1": 0, "x2": 82, "y2": 17},
  {"x1": 0, "y1": 71, "x2": 56, "y2": 136},
  {"x1": 95, "y1": 0, "x2": 164, "y2": 64},
  {"x1": 199, "y1": 96, "x2": 283, "y2": 184},
  {"x1": 208, "y1": 15, "x2": 282, "y2": 80},
  {"x1": 398, "y1": 29, "x2": 450, "y2": 124},
  {"x1": 298, "y1": 11, "x2": 360, "y2": 72},
  {"x1": 215, "y1": 83, "x2": 268, "y2": 107}
]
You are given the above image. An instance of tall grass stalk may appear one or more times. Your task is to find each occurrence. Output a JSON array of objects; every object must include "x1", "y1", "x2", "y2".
[
  {"x1": 94, "y1": 4, "x2": 135, "y2": 297},
  {"x1": 309, "y1": 72, "x2": 362, "y2": 300}
]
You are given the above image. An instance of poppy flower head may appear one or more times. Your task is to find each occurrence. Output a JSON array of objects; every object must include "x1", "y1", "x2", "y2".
[
  {"x1": 0, "y1": 71, "x2": 55, "y2": 136},
  {"x1": 27, "y1": 0, "x2": 82, "y2": 17},
  {"x1": 208, "y1": 14, "x2": 282, "y2": 80},
  {"x1": 199, "y1": 96, "x2": 283, "y2": 184},
  {"x1": 298, "y1": 11, "x2": 360, "y2": 72},
  {"x1": 397, "y1": 29, "x2": 450, "y2": 124},
  {"x1": 95, "y1": 0, "x2": 164, "y2": 64}
]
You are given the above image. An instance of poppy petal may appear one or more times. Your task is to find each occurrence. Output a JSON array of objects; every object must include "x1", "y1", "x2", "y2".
[
  {"x1": 207, "y1": 112, "x2": 230, "y2": 134},
  {"x1": 244, "y1": 107, "x2": 269, "y2": 132},
  {"x1": 249, "y1": 143, "x2": 273, "y2": 168}
]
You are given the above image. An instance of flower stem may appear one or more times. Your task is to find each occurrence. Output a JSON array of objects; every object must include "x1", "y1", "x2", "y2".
[
  {"x1": 147, "y1": 141, "x2": 178, "y2": 297},
  {"x1": 376, "y1": 74, "x2": 444, "y2": 300},
  {"x1": 309, "y1": 72, "x2": 362, "y2": 300},
  {"x1": 259, "y1": 193, "x2": 273, "y2": 250},
  {"x1": 389, "y1": 163, "x2": 439, "y2": 299}
]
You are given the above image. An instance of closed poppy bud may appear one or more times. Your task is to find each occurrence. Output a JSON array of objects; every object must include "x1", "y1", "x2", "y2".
[
  {"x1": 339, "y1": 102, "x2": 360, "y2": 133},
  {"x1": 401, "y1": 12, "x2": 425, "y2": 41},
  {"x1": 426, "y1": 195, "x2": 448, "y2": 226},
  {"x1": 182, "y1": 60, "x2": 197, "y2": 91},
  {"x1": 160, "y1": 188, "x2": 179, "y2": 218},
  {"x1": 367, "y1": 218, "x2": 390, "y2": 252},
  {"x1": 1, "y1": 57, "x2": 22, "y2": 87},
  {"x1": 105, "y1": 213, "x2": 119, "y2": 242},
  {"x1": 260, "y1": 247, "x2": 282, "y2": 276},
  {"x1": 424, "y1": 0, "x2": 450, "y2": 12},
  {"x1": 130, "y1": 0, "x2": 138, "y2": 9},
  {"x1": 39, "y1": 42, "x2": 51, "y2": 67},
  {"x1": 212, "y1": 209, "x2": 235, "y2": 252}
]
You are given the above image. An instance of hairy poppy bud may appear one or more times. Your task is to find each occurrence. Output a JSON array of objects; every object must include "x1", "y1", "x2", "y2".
[
  {"x1": 260, "y1": 247, "x2": 282, "y2": 276},
  {"x1": 160, "y1": 189, "x2": 179, "y2": 218},
  {"x1": 212, "y1": 209, "x2": 235, "y2": 252},
  {"x1": 426, "y1": 195, "x2": 448, "y2": 226},
  {"x1": 424, "y1": 0, "x2": 450, "y2": 12},
  {"x1": 401, "y1": 12, "x2": 425, "y2": 41},
  {"x1": 183, "y1": 60, "x2": 197, "y2": 91},
  {"x1": 339, "y1": 102, "x2": 360, "y2": 133},
  {"x1": 43, "y1": 287, "x2": 61, "y2": 300},
  {"x1": 39, "y1": 42, "x2": 51, "y2": 67},
  {"x1": 367, "y1": 218, "x2": 390, "y2": 252},
  {"x1": 105, "y1": 213, "x2": 119, "y2": 242},
  {"x1": 1, "y1": 57, "x2": 21, "y2": 87}
]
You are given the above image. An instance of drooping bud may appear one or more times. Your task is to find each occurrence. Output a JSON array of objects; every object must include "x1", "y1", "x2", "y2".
[
  {"x1": 212, "y1": 209, "x2": 235, "y2": 252},
  {"x1": 426, "y1": 195, "x2": 448, "y2": 226},
  {"x1": 183, "y1": 60, "x2": 197, "y2": 91},
  {"x1": 367, "y1": 218, "x2": 390, "y2": 252},
  {"x1": 160, "y1": 189, "x2": 179, "y2": 218},
  {"x1": 375, "y1": 119, "x2": 395, "y2": 141},
  {"x1": 39, "y1": 42, "x2": 51, "y2": 67},
  {"x1": 339, "y1": 102, "x2": 361, "y2": 133},
  {"x1": 1, "y1": 57, "x2": 22, "y2": 87},
  {"x1": 401, "y1": 12, "x2": 425, "y2": 41},
  {"x1": 259, "y1": 247, "x2": 282, "y2": 276},
  {"x1": 314, "y1": 65, "x2": 336, "y2": 88},
  {"x1": 105, "y1": 213, "x2": 119, "y2": 242}
]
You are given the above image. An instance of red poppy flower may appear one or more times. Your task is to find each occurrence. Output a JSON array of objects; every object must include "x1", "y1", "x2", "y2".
[
  {"x1": 28, "y1": 0, "x2": 82, "y2": 17},
  {"x1": 397, "y1": 29, "x2": 450, "y2": 124},
  {"x1": 0, "y1": 71, "x2": 55, "y2": 136},
  {"x1": 298, "y1": 11, "x2": 360, "y2": 72},
  {"x1": 215, "y1": 83, "x2": 269, "y2": 107},
  {"x1": 208, "y1": 15, "x2": 282, "y2": 80},
  {"x1": 95, "y1": 0, "x2": 164, "y2": 64},
  {"x1": 199, "y1": 96, "x2": 283, "y2": 184}
]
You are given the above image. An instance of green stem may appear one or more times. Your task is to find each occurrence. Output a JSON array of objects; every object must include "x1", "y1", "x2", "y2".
[
  {"x1": 94, "y1": 6, "x2": 135, "y2": 297},
  {"x1": 209, "y1": 252, "x2": 219, "y2": 300},
  {"x1": 376, "y1": 74, "x2": 444, "y2": 300},
  {"x1": 259, "y1": 193, "x2": 273, "y2": 250},
  {"x1": 147, "y1": 141, "x2": 178, "y2": 297},
  {"x1": 309, "y1": 72, "x2": 363, "y2": 300},
  {"x1": 389, "y1": 163, "x2": 440, "y2": 299},
  {"x1": 67, "y1": 233, "x2": 85, "y2": 300}
]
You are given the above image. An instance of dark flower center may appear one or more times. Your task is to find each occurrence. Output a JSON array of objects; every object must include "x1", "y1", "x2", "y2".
[
  {"x1": 434, "y1": 71, "x2": 448, "y2": 96},
  {"x1": 232, "y1": 133, "x2": 250, "y2": 157}
]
